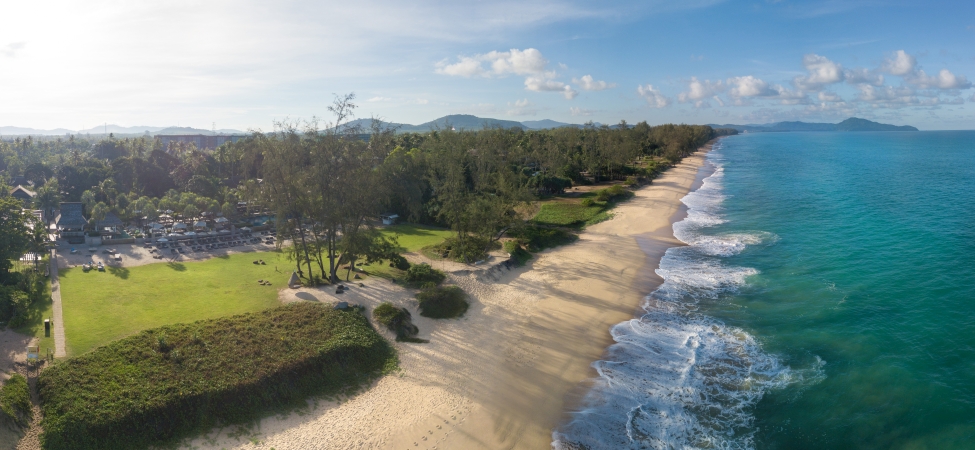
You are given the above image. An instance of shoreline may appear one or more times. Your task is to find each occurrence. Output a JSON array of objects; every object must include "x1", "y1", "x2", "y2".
[{"x1": 185, "y1": 142, "x2": 718, "y2": 450}]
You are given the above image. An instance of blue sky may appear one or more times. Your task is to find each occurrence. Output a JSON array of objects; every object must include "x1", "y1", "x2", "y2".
[{"x1": 1, "y1": 0, "x2": 973, "y2": 131}]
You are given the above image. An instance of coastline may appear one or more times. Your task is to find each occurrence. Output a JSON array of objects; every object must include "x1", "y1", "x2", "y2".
[{"x1": 190, "y1": 142, "x2": 717, "y2": 450}]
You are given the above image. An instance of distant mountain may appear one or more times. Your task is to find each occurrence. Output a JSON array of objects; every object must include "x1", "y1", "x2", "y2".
[
  {"x1": 412, "y1": 114, "x2": 524, "y2": 131},
  {"x1": 521, "y1": 119, "x2": 574, "y2": 130},
  {"x1": 77, "y1": 124, "x2": 166, "y2": 134},
  {"x1": 154, "y1": 126, "x2": 245, "y2": 135},
  {"x1": 709, "y1": 117, "x2": 918, "y2": 133},
  {"x1": 0, "y1": 126, "x2": 75, "y2": 136}
]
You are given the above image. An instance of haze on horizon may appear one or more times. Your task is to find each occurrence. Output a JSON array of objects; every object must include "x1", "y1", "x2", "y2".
[{"x1": 2, "y1": 0, "x2": 973, "y2": 132}]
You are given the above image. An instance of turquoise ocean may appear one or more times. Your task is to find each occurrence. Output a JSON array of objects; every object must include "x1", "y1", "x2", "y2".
[{"x1": 554, "y1": 131, "x2": 975, "y2": 449}]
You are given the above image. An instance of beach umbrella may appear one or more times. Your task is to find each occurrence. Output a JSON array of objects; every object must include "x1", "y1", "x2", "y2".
[
  {"x1": 173, "y1": 223, "x2": 188, "y2": 230},
  {"x1": 194, "y1": 220, "x2": 207, "y2": 228},
  {"x1": 185, "y1": 231, "x2": 197, "y2": 236},
  {"x1": 149, "y1": 222, "x2": 163, "y2": 230},
  {"x1": 157, "y1": 238, "x2": 168, "y2": 243}
]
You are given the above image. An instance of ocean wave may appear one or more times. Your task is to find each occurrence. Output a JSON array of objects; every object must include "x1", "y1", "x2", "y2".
[{"x1": 553, "y1": 150, "x2": 821, "y2": 450}]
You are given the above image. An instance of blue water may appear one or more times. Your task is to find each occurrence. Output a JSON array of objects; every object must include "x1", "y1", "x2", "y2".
[{"x1": 554, "y1": 131, "x2": 975, "y2": 449}]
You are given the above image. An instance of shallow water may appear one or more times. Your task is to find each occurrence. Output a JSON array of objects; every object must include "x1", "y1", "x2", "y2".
[{"x1": 555, "y1": 131, "x2": 975, "y2": 449}]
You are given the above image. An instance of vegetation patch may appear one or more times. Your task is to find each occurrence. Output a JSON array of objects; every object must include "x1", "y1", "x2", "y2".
[
  {"x1": 0, "y1": 374, "x2": 32, "y2": 429},
  {"x1": 416, "y1": 286, "x2": 469, "y2": 319},
  {"x1": 531, "y1": 201, "x2": 605, "y2": 228},
  {"x1": 57, "y1": 251, "x2": 287, "y2": 356},
  {"x1": 380, "y1": 224, "x2": 453, "y2": 252},
  {"x1": 426, "y1": 236, "x2": 499, "y2": 263},
  {"x1": 507, "y1": 225, "x2": 578, "y2": 252},
  {"x1": 402, "y1": 263, "x2": 447, "y2": 289},
  {"x1": 38, "y1": 302, "x2": 397, "y2": 450},
  {"x1": 372, "y1": 303, "x2": 424, "y2": 343},
  {"x1": 502, "y1": 241, "x2": 533, "y2": 266}
]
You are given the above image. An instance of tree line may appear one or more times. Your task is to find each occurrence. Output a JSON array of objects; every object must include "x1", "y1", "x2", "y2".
[{"x1": 1, "y1": 94, "x2": 734, "y2": 283}]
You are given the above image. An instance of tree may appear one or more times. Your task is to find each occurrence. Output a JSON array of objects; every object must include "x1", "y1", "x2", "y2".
[
  {"x1": 34, "y1": 179, "x2": 62, "y2": 220},
  {"x1": 0, "y1": 197, "x2": 31, "y2": 276}
]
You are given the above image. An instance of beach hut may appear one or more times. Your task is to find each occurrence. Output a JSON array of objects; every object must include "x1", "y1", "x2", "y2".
[
  {"x1": 288, "y1": 271, "x2": 301, "y2": 289},
  {"x1": 194, "y1": 220, "x2": 208, "y2": 231},
  {"x1": 173, "y1": 222, "x2": 188, "y2": 231}
]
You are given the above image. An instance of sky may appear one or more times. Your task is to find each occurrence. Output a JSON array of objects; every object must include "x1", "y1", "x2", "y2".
[{"x1": 1, "y1": 0, "x2": 974, "y2": 131}]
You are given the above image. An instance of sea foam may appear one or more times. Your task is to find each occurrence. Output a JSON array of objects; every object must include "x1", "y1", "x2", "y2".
[{"x1": 553, "y1": 148, "x2": 815, "y2": 450}]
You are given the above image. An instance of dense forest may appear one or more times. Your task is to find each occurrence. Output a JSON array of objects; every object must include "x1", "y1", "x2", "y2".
[{"x1": 0, "y1": 94, "x2": 734, "y2": 287}]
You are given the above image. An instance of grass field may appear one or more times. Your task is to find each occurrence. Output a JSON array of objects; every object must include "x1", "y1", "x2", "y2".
[
  {"x1": 380, "y1": 223, "x2": 453, "y2": 252},
  {"x1": 58, "y1": 251, "x2": 288, "y2": 356},
  {"x1": 531, "y1": 200, "x2": 610, "y2": 228}
]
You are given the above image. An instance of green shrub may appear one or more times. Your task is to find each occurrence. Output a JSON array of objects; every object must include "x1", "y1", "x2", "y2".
[
  {"x1": 388, "y1": 254, "x2": 411, "y2": 271},
  {"x1": 0, "y1": 373, "x2": 32, "y2": 428},
  {"x1": 373, "y1": 303, "x2": 422, "y2": 342},
  {"x1": 416, "y1": 286, "x2": 469, "y2": 319},
  {"x1": 507, "y1": 225, "x2": 578, "y2": 252},
  {"x1": 580, "y1": 198, "x2": 595, "y2": 207},
  {"x1": 502, "y1": 241, "x2": 532, "y2": 266},
  {"x1": 531, "y1": 202, "x2": 605, "y2": 228},
  {"x1": 38, "y1": 303, "x2": 397, "y2": 450},
  {"x1": 430, "y1": 236, "x2": 496, "y2": 263},
  {"x1": 404, "y1": 263, "x2": 446, "y2": 287},
  {"x1": 595, "y1": 185, "x2": 631, "y2": 202}
]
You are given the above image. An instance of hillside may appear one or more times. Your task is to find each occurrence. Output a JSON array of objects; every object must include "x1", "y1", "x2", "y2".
[{"x1": 710, "y1": 117, "x2": 918, "y2": 133}]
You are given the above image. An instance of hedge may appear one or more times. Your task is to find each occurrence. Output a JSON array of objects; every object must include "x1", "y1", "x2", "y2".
[
  {"x1": 38, "y1": 302, "x2": 397, "y2": 450},
  {"x1": 0, "y1": 373, "x2": 32, "y2": 428}
]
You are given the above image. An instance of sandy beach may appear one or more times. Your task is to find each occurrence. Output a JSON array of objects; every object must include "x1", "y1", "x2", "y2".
[{"x1": 184, "y1": 144, "x2": 714, "y2": 450}]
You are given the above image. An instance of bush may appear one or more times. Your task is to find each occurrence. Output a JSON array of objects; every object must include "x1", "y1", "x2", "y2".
[
  {"x1": 507, "y1": 225, "x2": 577, "y2": 252},
  {"x1": 580, "y1": 198, "x2": 594, "y2": 207},
  {"x1": 595, "y1": 185, "x2": 631, "y2": 202},
  {"x1": 430, "y1": 235, "x2": 497, "y2": 263},
  {"x1": 404, "y1": 263, "x2": 446, "y2": 288},
  {"x1": 388, "y1": 254, "x2": 411, "y2": 271},
  {"x1": 38, "y1": 303, "x2": 397, "y2": 450},
  {"x1": 502, "y1": 241, "x2": 532, "y2": 266},
  {"x1": 0, "y1": 374, "x2": 32, "y2": 428},
  {"x1": 373, "y1": 303, "x2": 422, "y2": 342},
  {"x1": 416, "y1": 286, "x2": 469, "y2": 319}
]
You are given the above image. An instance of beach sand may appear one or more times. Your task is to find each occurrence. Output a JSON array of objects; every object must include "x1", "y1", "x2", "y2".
[{"x1": 181, "y1": 146, "x2": 715, "y2": 450}]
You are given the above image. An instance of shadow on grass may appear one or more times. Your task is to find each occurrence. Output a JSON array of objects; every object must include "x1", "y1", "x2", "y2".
[
  {"x1": 108, "y1": 266, "x2": 130, "y2": 279},
  {"x1": 296, "y1": 292, "x2": 319, "y2": 302},
  {"x1": 166, "y1": 262, "x2": 187, "y2": 272},
  {"x1": 12, "y1": 282, "x2": 53, "y2": 340}
]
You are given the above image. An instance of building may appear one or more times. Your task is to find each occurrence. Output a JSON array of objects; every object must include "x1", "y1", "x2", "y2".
[
  {"x1": 95, "y1": 212, "x2": 124, "y2": 238},
  {"x1": 9, "y1": 185, "x2": 36, "y2": 203},
  {"x1": 156, "y1": 135, "x2": 245, "y2": 151},
  {"x1": 56, "y1": 202, "x2": 87, "y2": 244}
]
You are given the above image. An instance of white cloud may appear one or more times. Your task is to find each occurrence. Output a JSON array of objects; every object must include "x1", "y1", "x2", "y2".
[
  {"x1": 727, "y1": 76, "x2": 778, "y2": 98},
  {"x1": 1, "y1": 41, "x2": 26, "y2": 57},
  {"x1": 570, "y1": 107, "x2": 596, "y2": 116},
  {"x1": 524, "y1": 76, "x2": 578, "y2": 99},
  {"x1": 909, "y1": 68, "x2": 972, "y2": 90},
  {"x1": 677, "y1": 77, "x2": 723, "y2": 104},
  {"x1": 415, "y1": 98, "x2": 429, "y2": 105},
  {"x1": 844, "y1": 67, "x2": 884, "y2": 86},
  {"x1": 573, "y1": 75, "x2": 616, "y2": 91},
  {"x1": 855, "y1": 84, "x2": 919, "y2": 105},
  {"x1": 439, "y1": 47, "x2": 579, "y2": 99},
  {"x1": 366, "y1": 96, "x2": 392, "y2": 102},
  {"x1": 794, "y1": 54, "x2": 844, "y2": 90},
  {"x1": 881, "y1": 50, "x2": 917, "y2": 75},
  {"x1": 636, "y1": 84, "x2": 670, "y2": 108},
  {"x1": 506, "y1": 98, "x2": 538, "y2": 116},
  {"x1": 436, "y1": 48, "x2": 549, "y2": 78},
  {"x1": 818, "y1": 91, "x2": 843, "y2": 102},
  {"x1": 435, "y1": 57, "x2": 486, "y2": 77}
]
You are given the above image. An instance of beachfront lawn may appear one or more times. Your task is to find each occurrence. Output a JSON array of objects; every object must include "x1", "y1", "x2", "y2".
[
  {"x1": 531, "y1": 199, "x2": 609, "y2": 228},
  {"x1": 380, "y1": 223, "x2": 453, "y2": 252},
  {"x1": 57, "y1": 251, "x2": 289, "y2": 356}
]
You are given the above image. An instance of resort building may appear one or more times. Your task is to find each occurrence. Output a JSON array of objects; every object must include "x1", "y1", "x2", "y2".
[
  {"x1": 56, "y1": 202, "x2": 88, "y2": 244},
  {"x1": 9, "y1": 185, "x2": 36, "y2": 204}
]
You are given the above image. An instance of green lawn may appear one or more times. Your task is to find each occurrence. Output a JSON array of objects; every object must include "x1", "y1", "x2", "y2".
[
  {"x1": 58, "y1": 251, "x2": 289, "y2": 356},
  {"x1": 532, "y1": 200, "x2": 609, "y2": 228},
  {"x1": 380, "y1": 223, "x2": 453, "y2": 252}
]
